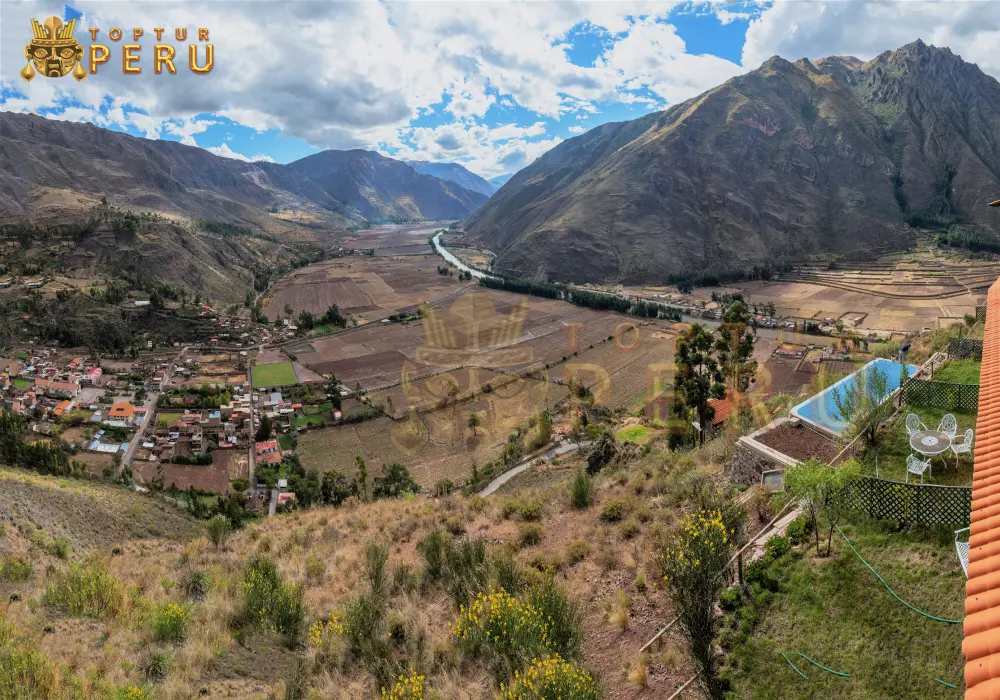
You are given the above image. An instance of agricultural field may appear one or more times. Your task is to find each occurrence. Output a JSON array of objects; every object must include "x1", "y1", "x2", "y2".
[
  {"x1": 290, "y1": 287, "x2": 653, "y2": 393},
  {"x1": 181, "y1": 352, "x2": 247, "y2": 387},
  {"x1": 298, "y1": 376, "x2": 568, "y2": 487},
  {"x1": 252, "y1": 361, "x2": 297, "y2": 389},
  {"x1": 264, "y1": 249, "x2": 468, "y2": 323}
]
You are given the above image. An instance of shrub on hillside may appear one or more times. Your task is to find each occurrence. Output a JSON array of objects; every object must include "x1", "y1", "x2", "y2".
[
  {"x1": 381, "y1": 668, "x2": 425, "y2": 700},
  {"x1": 206, "y1": 515, "x2": 231, "y2": 549},
  {"x1": 183, "y1": 569, "x2": 210, "y2": 600},
  {"x1": 569, "y1": 469, "x2": 593, "y2": 509},
  {"x1": 566, "y1": 540, "x2": 591, "y2": 565},
  {"x1": 452, "y1": 589, "x2": 553, "y2": 680},
  {"x1": 1, "y1": 557, "x2": 32, "y2": 583},
  {"x1": 42, "y1": 559, "x2": 128, "y2": 618},
  {"x1": 152, "y1": 603, "x2": 190, "y2": 644},
  {"x1": 519, "y1": 523, "x2": 543, "y2": 548},
  {"x1": 241, "y1": 556, "x2": 305, "y2": 640},
  {"x1": 599, "y1": 498, "x2": 630, "y2": 523},
  {"x1": 498, "y1": 655, "x2": 600, "y2": 700},
  {"x1": 526, "y1": 577, "x2": 582, "y2": 659}
]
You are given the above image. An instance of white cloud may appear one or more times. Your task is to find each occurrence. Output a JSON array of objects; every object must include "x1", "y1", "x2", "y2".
[
  {"x1": 204, "y1": 143, "x2": 274, "y2": 163},
  {"x1": 567, "y1": 125, "x2": 586, "y2": 133},
  {"x1": 165, "y1": 118, "x2": 216, "y2": 146},
  {"x1": 601, "y1": 17, "x2": 746, "y2": 105},
  {"x1": 394, "y1": 121, "x2": 561, "y2": 177}
]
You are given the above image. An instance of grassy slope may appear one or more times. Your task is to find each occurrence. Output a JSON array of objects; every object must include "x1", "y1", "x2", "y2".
[
  {"x1": 722, "y1": 517, "x2": 965, "y2": 698},
  {"x1": 932, "y1": 359, "x2": 981, "y2": 385},
  {"x1": 0, "y1": 442, "x2": 728, "y2": 699}
]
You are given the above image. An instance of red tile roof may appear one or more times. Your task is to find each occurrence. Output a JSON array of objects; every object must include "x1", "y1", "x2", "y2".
[
  {"x1": 966, "y1": 282, "x2": 1000, "y2": 698},
  {"x1": 707, "y1": 394, "x2": 748, "y2": 426}
]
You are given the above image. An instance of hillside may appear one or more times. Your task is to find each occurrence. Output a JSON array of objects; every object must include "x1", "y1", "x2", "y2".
[
  {"x1": 0, "y1": 112, "x2": 486, "y2": 232},
  {"x1": 406, "y1": 160, "x2": 497, "y2": 197},
  {"x1": 464, "y1": 41, "x2": 1000, "y2": 283},
  {"x1": 0, "y1": 442, "x2": 725, "y2": 700}
]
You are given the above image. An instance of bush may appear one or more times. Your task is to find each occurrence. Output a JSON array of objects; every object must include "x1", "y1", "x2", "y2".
[
  {"x1": 765, "y1": 535, "x2": 790, "y2": 560},
  {"x1": 566, "y1": 540, "x2": 591, "y2": 565},
  {"x1": 719, "y1": 587, "x2": 742, "y2": 612},
  {"x1": 620, "y1": 519, "x2": 641, "y2": 540},
  {"x1": 0, "y1": 557, "x2": 32, "y2": 583},
  {"x1": 0, "y1": 614, "x2": 59, "y2": 696},
  {"x1": 498, "y1": 655, "x2": 600, "y2": 700},
  {"x1": 569, "y1": 469, "x2": 593, "y2": 509},
  {"x1": 785, "y1": 516, "x2": 811, "y2": 545},
  {"x1": 206, "y1": 515, "x2": 231, "y2": 549},
  {"x1": 743, "y1": 558, "x2": 778, "y2": 592},
  {"x1": 305, "y1": 556, "x2": 326, "y2": 584},
  {"x1": 241, "y1": 556, "x2": 306, "y2": 639},
  {"x1": 599, "y1": 498, "x2": 630, "y2": 523},
  {"x1": 143, "y1": 651, "x2": 171, "y2": 682},
  {"x1": 381, "y1": 668, "x2": 425, "y2": 699},
  {"x1": 519, "y1": 523, "x2": 543, "y2": 548},
  {"x1": 152, "y1": 602, "x2": 190, "y2": 643},
  {"x1": 520, "y1": 501, "x2": 543, "y2": 522},
  {"x1": 51, "y1": 536, "x2": 72, "y2": 560},
  {"x1": 527, "y1": 577, "x2": 582, "y2": 658},
  {"x1": 42, "y1": 559, "x2": 128, "y2": 618},
  {"x1": 452, "y1": 589, "x2": 553, "y2": 680},
  {"x1": 183, "y1": 570, "x2": 210, "y2": 600}
]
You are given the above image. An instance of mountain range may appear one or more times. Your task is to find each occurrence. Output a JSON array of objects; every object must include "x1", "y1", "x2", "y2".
[
  {"x1": 464, "y1": 40, "x2": 1000, "y2": 283},
  {"x1": 0, "y1": 113, "x2": 487, "y2": 234},
  {"x1": 405, "y1": 160, "x2": 497, "y2": 197}
]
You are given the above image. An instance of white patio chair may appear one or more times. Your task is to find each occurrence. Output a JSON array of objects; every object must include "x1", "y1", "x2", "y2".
[
  {"x1": 956, "y1": 528, "x2": 970, "y2": 577},
  {"x1": 939, "y1": 414, "x2": 958, "y2": 440},
  {"x1": 951, "y1": 428, "x2": 974, "y2": 466},
  {"x1": 905, "y1": 413, "x2": 925, "y2": 437},
  {"x1": 906, "y1": 454, "x2": 932, "y2": 483}
]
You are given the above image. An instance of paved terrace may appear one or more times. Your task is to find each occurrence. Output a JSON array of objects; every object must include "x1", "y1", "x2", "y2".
[{"x1": 965, "y1": 280, "x2": 1000, "y2": 699}]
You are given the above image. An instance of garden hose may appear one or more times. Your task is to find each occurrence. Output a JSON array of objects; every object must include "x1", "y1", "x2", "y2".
[
  {"x1": 836, "y1": 526, "x2": 962, "y2": 624},
  {"x1": 936, "y1": 679, "x2": 958, "y2": 689},
  {"x1": 780, "y1": 652, "x2": 809, "y2": 680},
  {"x1": 796, "y1": 652, "x2": 850, "y2": 677}
]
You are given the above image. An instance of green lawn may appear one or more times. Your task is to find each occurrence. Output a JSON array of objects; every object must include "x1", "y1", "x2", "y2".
[
  {"x1": 861, "y1": 406, "x2": 976, "y2": 485},
  {"x1": 12, "y1": 378, "x2": 31, "y2": 389},
  {"x1": 252, "y1": 362, "x2": 297, "y2": 389},
  {"x1": 302, "y1": 405, "x2": 322, "y2": 415},
  {"x1": 616, "y1": 425, "x2": 655, "y2": 443},
  {"x1": 15, "y1": 351, "x2": 27, "y2": 360},
  {"x1": 295, "y1": 413, "x2": 326, "y2": 427},
  {"x1": 277, "y1": 435, "x2": 293, "y2": 451},
  {"x1": 156, "y1": 412, "x2": 184, "y2": 425},
  {"x1": 311, "y1": 324, "x2": 333, "y2": 334},
  {"x1": 932, "y1": 359, "x2": 981, "y2": 385},
  {"x1": 721, "y1": 517, "x2": 966, "y2": 699}
]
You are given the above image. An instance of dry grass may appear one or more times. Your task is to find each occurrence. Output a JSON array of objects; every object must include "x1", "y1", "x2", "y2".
[{"x1": 0, "y1": 433, "x2": 729, "y2": 699}]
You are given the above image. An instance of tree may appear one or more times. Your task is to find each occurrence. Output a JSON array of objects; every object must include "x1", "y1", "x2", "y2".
[
  {"x1": 206, "y1": 514, "x2": 231, "y2": 549},
  {"x1": 325, "y1": 373, "x2": 342, "y2": 410},
  {"x1": 832, "y1": 362, "x2": 891, "y2": 447},
  {"x1": 355, "y1": 455, "x2": 369, "y2": 501},
  {"x1": 255, "y1": 416, "x2": 273, "y2": 442},
  {"x1": 467, "y1": 411, "x2": 482, "y2": 436},
  {"x1": 284, "y1": 303, "x2": 293, "y2": 316},
  {"x1": 674, "y1": 324, "x2": 724, "y2": 444},
  {"x1": 321, "y1": 470, "x2": 354, "y2": 506},
  {"x1": 715, "y1": 301, "x2": 756, "y2": 394},
  {"x1": 784, "y1": 459, "x2": 862, "y2": 556},
  {"x1": 297, "y1": 310, "x2": 315, "y2": 330},
  {"x1": 569, "y1": 469, "x2": 592, "y2": 508},
  {"x1": 371, "y1": 462, "x2": 420, "y2": 499}
]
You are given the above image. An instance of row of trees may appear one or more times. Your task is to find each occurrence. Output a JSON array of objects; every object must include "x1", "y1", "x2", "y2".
[{"x1": 478, "y1": 276, "x2": 684, "y2": 320}]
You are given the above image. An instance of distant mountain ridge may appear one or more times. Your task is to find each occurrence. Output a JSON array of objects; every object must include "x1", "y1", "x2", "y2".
[
  {"x1": 405, "y1": 160, "x2": 497, "y2": 197},
  {"x1": 488, "y1": 174, "x2": 513, "y2": 187},
  {"x1": 0, "y1": 112, "x2": 487, "y2": 232},
  {"x1": 464, "y1": 41, "x2": 1000, "y2": 283}
]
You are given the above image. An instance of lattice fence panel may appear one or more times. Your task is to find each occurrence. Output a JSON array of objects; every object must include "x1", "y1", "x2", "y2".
[
  {"x1": 948, "y1": 338, "x2": 983, "y2": 361},
  {"x1": 902, "y1": 378, "x2": 979, "y2": 413},
  {"x1": 840, "y1": 476, "x2": 971, "y2": 527},
  {"x1": 977, "y1": 306, "x2": 987, "y2": 324}
]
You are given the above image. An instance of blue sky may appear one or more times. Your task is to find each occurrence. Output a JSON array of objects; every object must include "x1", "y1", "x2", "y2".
[{"x1": 2, "y1": 1, "x2": 991, "y2": 178}]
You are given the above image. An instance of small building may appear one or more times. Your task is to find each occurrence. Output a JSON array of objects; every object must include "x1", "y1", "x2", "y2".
[{"x1": 255, "y1": 439, "x2": 281, "y2": 465}]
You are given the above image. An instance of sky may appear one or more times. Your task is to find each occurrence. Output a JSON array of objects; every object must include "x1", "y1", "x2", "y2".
[{"x1": 4, "y1": 1, "x2": 1000, "y2": 179}]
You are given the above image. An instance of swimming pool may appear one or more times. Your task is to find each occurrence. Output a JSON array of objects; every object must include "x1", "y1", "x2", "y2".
[{"x1": 790, "y1": 358, "x2": 919, "y2": 437}]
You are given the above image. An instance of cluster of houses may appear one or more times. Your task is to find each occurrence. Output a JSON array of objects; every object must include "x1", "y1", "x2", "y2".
[
  {"x1": 0, "y1": 349, "x2": 155, "y2": 451},
  {"x1": 137, "y1": 384, "x2": 255, "y2": 463}
]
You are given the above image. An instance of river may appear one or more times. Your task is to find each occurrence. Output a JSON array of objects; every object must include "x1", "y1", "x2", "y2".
[{"x1": 431, "y1": 231, "x2": 494, "y2": 279}]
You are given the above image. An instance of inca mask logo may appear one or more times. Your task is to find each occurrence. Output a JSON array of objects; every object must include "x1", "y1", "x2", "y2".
[
  {"x1": 22, "y1": 17, "x2": 87, "y2": 82},
  {"x1": 390, "y1": 292, "x2": 551, "y2": 456}
]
